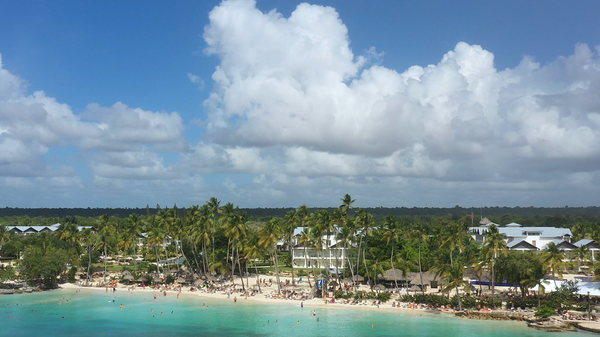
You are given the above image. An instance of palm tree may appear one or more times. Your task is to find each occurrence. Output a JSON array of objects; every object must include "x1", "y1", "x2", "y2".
[
  {"x1": 80, "y1": 228, "x2": 99, "y2": 286},
  {"x1": 243, "y1": 233, "x2": 264, "y2": 293},
  {"x1": 146, "y1": 224, "x2": 165, "y2": 280},
  {"x1": 57, "y1": 222, "x2": 80, "y2": 246},
  {"x1": 284, "y1": 209, "x2": 299, "y2": 284},
  {"x1": 573, "y1": 245, "x2": 590, "y2": 271},
  {"x1": 340, "y1": 194, "x2": 356, "y2": 216},
  {"x1": 482, "y1": 224, "x2": 507, "y2": 309},
  {"x1": 0, "y1": 224, "x2": 11, "y2": 251},
  {"x1": 126, "y1": 213, "x2": 142, "y2": 258},
  {"x1": 382, "y1": 215, "x2": 401, "y2": 289},
  {"x1": 225, "y1": 212, "x2": 249, "y2": 290},
  {"x1": 440, "y1": 262, "x2": 470, "y2": 311},
  {"x1": 97, "y1": 214, "x2": 115, "y2": 284},
  {"x1": 259, "y1": 218, "x2": 284, "y2": 293},
  {"x1": 409, "y1": 223, "x2": 429, "y2": 295},
  {"x1": 440, "y1": 221, "x2": 470, "y2": 268},
  {"x1": 542, "y1": 242, "x2": 567, "y2": 287},
  {"x1": 206, "y1": 197, "x2": 220, "y2": 264},
  {"x1": 354, "y1": 209, "x2": 374, "y2": 284},
  {"x1": 297, "y1": 227, "x2": 314, "y2": 288},
  {"x1": 521, "y1": 262, "x2": 549, "y2": 307}
]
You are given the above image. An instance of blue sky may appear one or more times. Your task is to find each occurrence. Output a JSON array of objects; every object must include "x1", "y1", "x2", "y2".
[{"x1": 1, "y1": 0, "x2": 600, "y2": 208}]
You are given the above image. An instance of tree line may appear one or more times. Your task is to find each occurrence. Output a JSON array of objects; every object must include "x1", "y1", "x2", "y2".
[{"x1": 1, "y1": 195, "x2": 600, "y2": 312}]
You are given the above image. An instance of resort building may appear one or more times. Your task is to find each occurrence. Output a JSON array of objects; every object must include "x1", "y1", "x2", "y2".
[
  {"x1": 290, "y1": 227, "x2": 348, "y2": 270},
  {"x1": 6, "y1": 223, "x2": 94, "y2": 235},
  {"x1": 573, "y1": 239, "x2": 600, "y2": 263},
  {"x1": 470, "y1": 222, "x2": 573, "y2": 250}
]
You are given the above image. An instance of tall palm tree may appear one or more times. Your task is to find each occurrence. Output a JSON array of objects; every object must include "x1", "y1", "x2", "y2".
[
  {"x1": 573, "y1": 245, "x2": 590, "y2": 270},
  {"x1": 244, "y1": 233, "x2": 265, "y2": 293},
  {"x1": 225, "y1": 212, "x2": 249, "y2": 290},
  {"x1": 0, "y1": 224, "x2": 11, "y2": 251},
  {"x1": 297, "y1": 227, "x2": 314, "y2": 288},
  {"x1": 382, "y1": 215, "x2": 401, "y2": 289},
  {"x1": 340, "y1": 194, "x2": 356, "y2": 216},
  {"x1": 259, "y1": 218, "x2": 284, "y2": 293},
  {"x1": 206, "y1": 197, "x2": 220, "y2": 264},
  {"x1": 440, "y1": 221, "x2": 470, "y2": 268},
  {"x1": 542, "y1": 242, "x2": 567, "y2": 287},
  {"x1": 97, "y1": 214, "x2": 115, "y2": 283},
  {"x1": 440, "y1": 262, "x2": 470, "y2": 311},
  {"x1": 57, "y1": 222, "x2": 80, "y2": 246},
  {"x1": 146, "y1": 224, "x2": 165, "y2": 279},
  {"x1": 483, "y1": 224, "x2": 507, "y2": 309},
  {"x1": 284, "y1": 209, "x2": 299, "y2": 284},
  {"x1": 409, "y1": 223, "x2": 429, "y2": 295},
  {"x1": 355, "y1": 209, "x2": 374, "y2": 284},
  {"x1": 80, "y1": 228, "x2": 99, "y2": 286},
  {"x1": 126, "y1": 213, "x2": 142, "y2": 258}
]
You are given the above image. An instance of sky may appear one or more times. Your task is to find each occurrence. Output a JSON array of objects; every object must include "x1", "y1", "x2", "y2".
[{"x1": 1, "y1": 0, "x2": 600, "y2": 209}]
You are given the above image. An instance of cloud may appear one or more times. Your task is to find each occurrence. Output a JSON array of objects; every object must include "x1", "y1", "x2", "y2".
[
  {"x1": 188, "y1": 0, "x2": 600, "y2": 206},
  {"x1": 187, "y1": 73, "x2": 206, "y2": 91},
  {"x1": 0, "y1": 54, "x2": 186, "y2": 183}
]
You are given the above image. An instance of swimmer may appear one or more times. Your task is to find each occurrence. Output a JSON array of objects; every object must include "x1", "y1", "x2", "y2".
[
  {"x1": 371, "y1": 324, "x2": 374, "y2": 328},
  {"x1": 171, "y1": 311, "x2": 174, "y2": 314},
  {"x1": 120, "y1": 304, "x2": 124, "y2": 308},
  {"x1": 160, "y1": 312, "x2": 163, "y2": 315},
  {"x1": 151, "y1": 308, "x2": 154, "y2": 312},
  {"x1": 297, "y1": 321, "x2": 300, "y2": 324},
  {"x1": 276, "y1": 320, "x2": 278, "y2": 323}
]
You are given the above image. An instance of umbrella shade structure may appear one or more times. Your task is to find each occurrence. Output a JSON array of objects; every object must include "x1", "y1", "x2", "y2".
[
  {"x1": 250, "y1": 285, "x2": 260, "y2": 291},
  {"x1": 193, "y1": 279, "x2": 204, "y2": 287},
  {"x1": 176, "y1": 277, "x2": 186, "y2": 284},
  {"x1": 373, "y1": 284, "x2": 386, "y2": 291},
  {"x1": 123, "y1": 274, "x2": 134, "y2": 281},
  {"x1": 94, "y1": 266, "x2": 105, "y2": 273},
  {"x1": 329, "y1": 281, "x2": 338, "y2": 287},
  {"x1": 409, "y1": 285, "x2": 421, "y2": 292},
  {"x1": 383, "y1": 268, "x2": 408, "y2": 281},
  {"x1": 137, "y1": 276, "x2": 148, "y2": 283}
]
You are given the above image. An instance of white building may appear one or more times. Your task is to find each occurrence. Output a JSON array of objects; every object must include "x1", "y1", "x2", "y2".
[
  {"x1": 290, "y1": 227, "x2": 348, "y2": 269},
  {"x1": 470, "y1": 222, "x2": 572, "y2": 250}
]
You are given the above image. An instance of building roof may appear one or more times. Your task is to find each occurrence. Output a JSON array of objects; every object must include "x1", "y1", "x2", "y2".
[
  {"x1": 542, "y1": 239, "x2": 577, "y2": 250},
  {"x1": 573, "y1": 239, "x2": 600, "y2": 249},
  {"x1": 507, "y1": 240, "x2": 539, "y2": 250},
  {"x1": 471, "y1": 225, "x2": 572, "y2": 238}
]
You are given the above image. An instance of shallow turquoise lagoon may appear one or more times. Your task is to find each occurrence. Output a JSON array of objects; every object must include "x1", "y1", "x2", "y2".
[{"x1": 0, "y1": 289, "x2": 595, "y2": 336}]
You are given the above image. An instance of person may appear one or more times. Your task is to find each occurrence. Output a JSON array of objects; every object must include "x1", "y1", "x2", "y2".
[
  {"x1": 301, "y1": 301, "x2": 303, "y2": 308},
  {"x1": 234, "y1": 296, "x2": 237, "y2": 303}
]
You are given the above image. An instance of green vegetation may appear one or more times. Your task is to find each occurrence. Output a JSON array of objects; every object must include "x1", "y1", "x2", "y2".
[{"x1": 0, "y1": 194, "x2": 599, "y2": 313}]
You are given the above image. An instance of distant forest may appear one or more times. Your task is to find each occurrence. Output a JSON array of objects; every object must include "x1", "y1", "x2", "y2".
[{"x1": 1, "y1": 205, "x2": 600, "y2": 228}]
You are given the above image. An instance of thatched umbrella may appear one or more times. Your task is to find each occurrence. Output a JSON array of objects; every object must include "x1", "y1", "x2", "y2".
[
  {"x1": 329, "y1": 280, "x2": 339, "y2": 287},
  {"x1": 123, "y1": 274, "x2": 134, "y2": 281},
  {"x1": 193, "y1": 279, "x2": 204, "y2": 287},
  {"x1": 409, "y1": 285, "x2": 421, "y2": 292},
  {"x1": 137, "y1": 276, "x2": 148, "y2": 283},
  {"x1": 176, "y1": 277, "x2": 186, "y2": 284},
  {"x1": 373, "y1": 284, "x2": 386, "y2": 291},
  {"x1": 95, "y1": 266, "x2": 105, "y2": 273}
]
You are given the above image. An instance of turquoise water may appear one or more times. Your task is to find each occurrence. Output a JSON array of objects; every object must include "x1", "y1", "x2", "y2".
[{"x1": 0, "y1": 289, "x2": 594, "y2": 336}]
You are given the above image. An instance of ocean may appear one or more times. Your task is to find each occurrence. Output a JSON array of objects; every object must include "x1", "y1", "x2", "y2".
[{"x1": 0, "y1": 289, "x2": 594, "y2": 336}]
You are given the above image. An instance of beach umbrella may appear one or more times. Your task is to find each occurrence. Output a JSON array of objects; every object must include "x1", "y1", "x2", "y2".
[
  {"x1": 176, "y1": 277, "x2": 186, "y2": 284},
  {"x1": 123, "y1": 274, "x2": 134, "y2": 281},
  {"x1": 193, "y1": 280, "x2": 204, "y2": 287},
  {"x1": 409, "y1": 285, "x2": 421, "y2": 292},
  {"x1": 373, "y1": 284, "x2": 386, "y2": 291},
  {"x1": 95, "y1": 266, "x2": 105, "y2": 273},
  {"x1": 137, "y1": 276, "x2": 148, "y2": 283}
]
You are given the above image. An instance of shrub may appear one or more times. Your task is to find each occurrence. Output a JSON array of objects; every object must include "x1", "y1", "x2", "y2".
[{"x1": 376, "y1": 292, "x2": 392, "y2": 302}]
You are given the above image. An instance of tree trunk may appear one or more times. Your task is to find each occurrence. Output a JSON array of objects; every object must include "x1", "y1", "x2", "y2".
[
  {"x1": 456, "y1": 287, "x2": 462, "y2": 311},
  {"x1": 273, "y1": 251, "x2": 281, "y2": 293},
  {"x1": 86, "y1": 241, "x2": 92, "y2": 286},
  {"x1": 491, "y1": 257, "x2": 496, "y2": 310},
  {"x1": 391, "y1": 243, "x2": 398, "y2": 289},
  {"x1": 304, "y1": 246, "x2": 313, "y2": 288},
  {"x1": 419, "y1": 243, "x2": 425, "y2": 295},
  {"x1": 254, "y1": 263, "x2": 262, "y2": 293}
]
